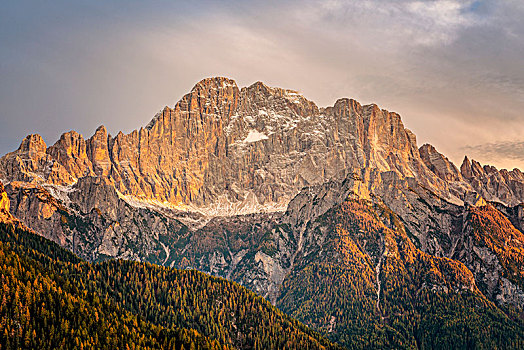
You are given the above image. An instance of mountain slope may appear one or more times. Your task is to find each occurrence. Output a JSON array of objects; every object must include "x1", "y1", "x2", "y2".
[
  {"x1": 277, "y1": 197, "x2": 524, "y2": 349},
  {"x1": 457, "y1": 204, "x2": 524, "y2": 306},
  {"x1": 0, "y1": 221, "x2": 225, "y2": 350},
  {"x1": 0, "y1": 190, "x2": 340, "y2": 350}
]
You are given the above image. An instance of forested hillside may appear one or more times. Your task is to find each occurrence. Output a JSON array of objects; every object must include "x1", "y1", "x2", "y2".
[{"x1": 0, "y1": 221, "x2": 339, "y2": 350}]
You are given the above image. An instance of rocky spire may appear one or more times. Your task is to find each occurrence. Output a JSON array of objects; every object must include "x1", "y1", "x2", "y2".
[
  {"x1": 87, "y1": 125, "x2": 111, "y2": 177},
  {"x1": 419, "y1": 144, "x2": 462, "y2": 182},
  {"x1": 460, "y1": 156, "x2": 473, "y2": 179},
  {"x1": 18, "y1": 134, "x2": 47, "y2": 154},
  {"x1": 48, "y1": 131, "x2": 93, "y2": 179}
]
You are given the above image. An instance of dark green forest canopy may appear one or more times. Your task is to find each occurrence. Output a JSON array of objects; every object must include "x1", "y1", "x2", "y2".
[{"x1": 0, "y1": 221, "x2": 339, "y2": 350}]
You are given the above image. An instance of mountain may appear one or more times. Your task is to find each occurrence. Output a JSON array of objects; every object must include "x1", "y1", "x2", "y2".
[
  {"x1": 2, "y1": 77, "x2": 524, "y2": 348},
  {"x1": 0, "y1": 77, "x2": 455, "y2": 214}
]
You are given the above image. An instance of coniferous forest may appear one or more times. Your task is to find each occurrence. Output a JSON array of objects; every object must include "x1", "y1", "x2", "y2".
[{"x1": 0, "y1": 221, "x2": 340, "y2": 349}]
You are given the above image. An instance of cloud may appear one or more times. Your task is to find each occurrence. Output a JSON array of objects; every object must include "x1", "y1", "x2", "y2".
[
  {"x1": 296, "y1": 0, "x2": 482, "y2": 47},
  {"x1": 462, "y1": 141, "x2": 524, "y2": 170},
  {"x1": 404, "y1": 0, "x2": 479, "y2": 44}
]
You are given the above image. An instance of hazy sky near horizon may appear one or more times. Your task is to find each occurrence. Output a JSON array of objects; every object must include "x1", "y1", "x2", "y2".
[{"x1": 1, "y1": 0, "x2": 523, "y2": 169}]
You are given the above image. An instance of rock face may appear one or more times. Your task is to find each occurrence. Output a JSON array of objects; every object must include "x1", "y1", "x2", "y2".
[
  {"x1": 2, "y1": 76, "x2": 524, "y2": 320},
  {"x1": 4, "y1": 77, "x2": 524, "y2": 214},
  {"x1": 0, "y1": 77, "x2": 453, "y2": 215},
  {"x1": 460, "y1": 156, "x2": 524, "y2": 206},
  {"x1": 0, "y1": 182, "x2": 35, "y2": 230},
  {"x1": 419, "y1": 143, "x2": 463, "y2": 182}
]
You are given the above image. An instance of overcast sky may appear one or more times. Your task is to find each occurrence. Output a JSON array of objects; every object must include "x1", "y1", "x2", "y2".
[{"x1": 1, "y1": 0, "x2": 523, "y2": 170}]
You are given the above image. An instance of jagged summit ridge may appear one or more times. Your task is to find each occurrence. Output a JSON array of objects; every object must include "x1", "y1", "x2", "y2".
[
  {"x1": 2, "y1": 76, "x2": 524, "y2": 216},
  {"x1": 0, "y1": 77, "x2": 428, "y2": 214}
]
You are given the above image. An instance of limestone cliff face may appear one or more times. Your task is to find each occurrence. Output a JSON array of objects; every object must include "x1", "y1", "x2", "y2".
[
  {"x1": 47, "y1": 131, "x2": 94, "y2": 179},
  {"x1": 4, "y1": 77, "x2": 524, "y2": 214},
  {"x1": 418, "y1": 144, "x2": 524, "y2": 207},
  {"x1": 419, "y1": 144, "x2": 463, "y2": 182},
  {"x1": 0, "y1": 77, "x2": 452, "y2": 215},
  {"x1": 0, "y1": 182, "x2": 35, "y2": 229}
]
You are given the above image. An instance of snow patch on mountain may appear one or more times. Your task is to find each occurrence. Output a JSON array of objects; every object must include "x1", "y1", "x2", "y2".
[{"x1": 243, "y1": 130, "x2": 269, "y2": 143}]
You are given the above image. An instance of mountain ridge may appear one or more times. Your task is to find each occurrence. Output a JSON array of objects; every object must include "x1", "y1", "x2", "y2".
[{"x1": 5, "y1": 76, "x2": 522, "y2": 216}]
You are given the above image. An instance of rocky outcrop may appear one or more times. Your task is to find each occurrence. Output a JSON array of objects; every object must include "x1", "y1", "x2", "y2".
[
  {"x1": 0, "y1": 134, "x2": 78, "y2": 185},
  {"x1": 47, "y1": 131, "x2": 94, "y2": 179},
  {"x1": 3, "y1": 178, "x2": 188, "y2": 262},
  {"x1": 418, "y1": 144, "x2": 524, "y2": 207},
  {"x1": 460, "y1": 156, "x2": 524, "y2": 206},
  {"x1": 419, "y1": 143, "x2": 462, "y2": 182},
  {"x1": 0, "y1": 182, "x2": 35, "y2": 230}
]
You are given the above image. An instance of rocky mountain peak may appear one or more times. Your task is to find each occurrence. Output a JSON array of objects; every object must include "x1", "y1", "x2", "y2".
[
  {"x1": 460, "y1": 155, "x2": 490, "y2": 180},
  {"x1": 419, "y1": 143, "x2": 437, "y2": 154},
  {"x1": 244, "y1": 81, "x2": 302, "y2": 101},
  {"x1": 471, "y1": 159, "x2": 485, "y2": 177},
  {"x1": 18, "y1": 134, "x2": 47, "y2": 154},
  {"x1": 94, "y1": 125, "x2": 108, "y2": 135},
  {"x1": 181, "y1": 76, "x2": 240, "y2": 113},
  {"x1": 191, "y1": 76, "x2": 238, "y2": 92},
  {"x1": 461, "y1": 156, "x2": 472, "y2": 179},
  {"x1": 455, "y1": 155, "x2": 524, "y2": 206},
  {"x1": 48, "y1": 130, "x2": 93, "y2": 180},
  {"x1": 332, "y1": 97, "x2": 362, "y2": 111},
  {"x1": 419, "y1": 143, "x2": 462, "y2": 182},
  {"x1": 87, "y1": 125, "x2": 111, "y2": 177},
  {"x1": 180, "y1": 76, "x2": 240, "y2": 120}
]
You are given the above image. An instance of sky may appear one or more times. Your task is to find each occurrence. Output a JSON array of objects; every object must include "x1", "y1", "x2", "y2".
[{"x1": 1, "y1": 0, "x2": 523, "y2": 170}]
